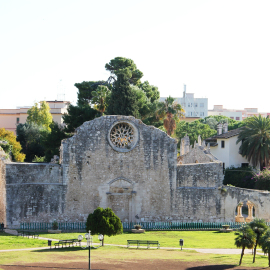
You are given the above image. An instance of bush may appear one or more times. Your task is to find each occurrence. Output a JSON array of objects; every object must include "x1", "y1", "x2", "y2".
[
  {"x1": 223, "y1": 166, "x2": 255, "y2": 189},
  {"x1": 253, "y1": 168, "x2": 270, "y2": 191}
]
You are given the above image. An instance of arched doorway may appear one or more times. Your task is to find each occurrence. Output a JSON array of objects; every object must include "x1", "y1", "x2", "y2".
[{"x1": 106, "y1": 177, "x2": 136, "y2": 222}]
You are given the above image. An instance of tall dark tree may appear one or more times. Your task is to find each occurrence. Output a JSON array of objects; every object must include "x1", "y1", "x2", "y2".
[
  {"x1": 106, "y1": 72, "x2": 138, "y2": 116},
  {"x1": 63, "y1": 104, "x2": 100, "y2": 133},
  {"x1": 105, "y1": 57, "x2": 143, "y2": 86},
  {"x1": 236, "y1": 115, "x2": 270, "y2": 170},
  {"x1": 42, "y1": 122, "x2": 70, "y2": 162},
  {"x1": 261, "y1": 229, "x2": 270, "y2": 267},
  {"x1": 86, "y1": 207, "x2": 123, "y2": 246},
  {"x1": 75, "y1": 81, "x2": 108, "y2": 106},
  {"x1": 16, "y1": 123, "x2": 48, "y2": 162}
]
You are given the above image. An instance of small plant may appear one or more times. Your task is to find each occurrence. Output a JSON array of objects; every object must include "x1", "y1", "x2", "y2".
[
  {"x1": 226, "y1": 184, "x2": 235, "y2": 187},
  {"x1": 32, "y1": 155, "x2": 46, "y2": 162},
  {"x1": 134, "y1": 224, "x2": 142, "y2": 230},
  {"x1": 52, "y1": 221, "x2": 58, "y2": 230}
]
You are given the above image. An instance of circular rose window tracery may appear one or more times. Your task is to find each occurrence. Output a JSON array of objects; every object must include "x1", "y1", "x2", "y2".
[
  {"x1": 110, "y1": 123, "x2": 134, "y2": 148},
  {"x1": 108, "y1": 120, "x2": 139, "y2": 152}
]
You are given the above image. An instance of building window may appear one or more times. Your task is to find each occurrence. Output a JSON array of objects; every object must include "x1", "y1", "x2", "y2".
[
  {"x1": 230, "y1": 117, "x2": 234, "y2": 119},
  {"x1": 236, "y1": 117, "x2": 240, "y2": 120},
  {"x1": 241, "y1": 163, "x2": 249, "y2": 168},
  {"x1": 190, "y1": 112, "x2": 192, "y2": 116},
  {"x1": 188, "y1": 103, "x2": 192, "y2": 107},
  {"x1": 221, "y1": 140, "x2": 225, "y2": 148},
  {"x1": 194, "y1": 103, "x2": 198, "y2": 107},
  {"x1": 200, "y1": 112, "x2": 204, "y2": 116},
  {"x1": 16, "y1": 118, "x2": 20, "y2": 124},
  {"x1": 200, "y1": 103, "x2": 204, "y2": 107}
]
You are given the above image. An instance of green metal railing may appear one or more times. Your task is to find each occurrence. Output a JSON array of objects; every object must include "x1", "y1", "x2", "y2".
[{"x1": 20, "y1": 221, "x2": 270, "y2": 231}]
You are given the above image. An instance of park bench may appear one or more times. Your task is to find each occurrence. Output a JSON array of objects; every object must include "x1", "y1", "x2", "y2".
[
  {"x1": 54, "y1": 239, "x2": 80, "y2": 248},
  {"x1": 17, "y1": 230, "x2": 39, "y2": 238},
  {"x1": 127, "y1": 240, "x2": 160, "y2": 249}
]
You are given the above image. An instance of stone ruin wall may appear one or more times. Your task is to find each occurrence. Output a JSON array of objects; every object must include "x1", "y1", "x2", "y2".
[
  {"x1": 61, "y1": 115, "x2": 177, "y2": 222},
  {"x1": 174, "y1": 162, "x2": 225, "y2": 222},
  {"x1": 0, "y1": 152, "x2": 6, "y2": 224},
  {"x1": 5, "y1": 163, "x2": 67, "y2": 226},
  {"x1": 223, "y1": 186, "x2": 270, "y2": 222}
]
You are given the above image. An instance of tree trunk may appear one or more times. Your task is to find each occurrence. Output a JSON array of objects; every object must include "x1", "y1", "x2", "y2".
[
  {"x1": 102, "y1": 237, "x2": 104, "y2": 246},
  {"x1": 253, "y1": 241, "x2": 258, "y2": 263},
  {"x1": 268, "y1": 252, "x2": 270, "y2": 267},
  {"x1": 239, "y1": 247, "x2": 245, "y2": 265}
]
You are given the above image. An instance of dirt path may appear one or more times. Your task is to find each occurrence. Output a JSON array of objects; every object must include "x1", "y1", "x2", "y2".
[{"x1": 0, "y1": 259, "x2": 268, "y2": 270}]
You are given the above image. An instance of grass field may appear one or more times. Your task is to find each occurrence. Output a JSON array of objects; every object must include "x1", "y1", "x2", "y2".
[
  {"x1": 0, "y1": 245, "x2": 269, "y2": 269},
  {"x1": 1, "y1": 231, "x2": 269, "y2": 269},
  {"x1": 40, "y1": 231, "x2": 237, "y2": 248}
]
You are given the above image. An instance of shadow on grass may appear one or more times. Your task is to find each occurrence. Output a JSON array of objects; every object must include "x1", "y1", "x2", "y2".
[
  {"x1": 33, "y1": 246, "x2": 100, "y2": 253},
  {"x1": 186, "y1": 265, "x2": 238, "y2": 270}
]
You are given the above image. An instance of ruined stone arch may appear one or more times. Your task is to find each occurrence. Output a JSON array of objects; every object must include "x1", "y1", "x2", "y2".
[{"x1": 235, "y1": 200, "x2": 256, "y2": 223}]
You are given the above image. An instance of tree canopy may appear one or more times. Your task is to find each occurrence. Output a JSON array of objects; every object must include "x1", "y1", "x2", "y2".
[
  {"x1": 16, "y1": 123, "x2": 48, "y2": 162},
  {"x1": 26, "y1": 101, "x2": 53, "y2": 131},
  {"x1": 236, "y1": 115, "x2": 270, "y2": 170},
  {"x1": 63, "y1": 104, "x2": 100, "y2": 133},
  {"x1": 175, "y1": 119, "x2": 217, "y2": 146},
  {"x1": 0, "y1": 128, "x2": 25, "y2": 162},
  {"x1": 86, "y1": 207, "x2": 123, "y2": 246}
]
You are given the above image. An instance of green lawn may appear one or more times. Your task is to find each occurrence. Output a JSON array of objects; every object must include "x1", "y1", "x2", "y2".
[
  {"x1": 0, "y1": 231, "x2": 238, "y2": 250},
  {"x1": 40, "y1": 230, "x2": 237, "y2": 249},
  {"x1": 0, "y1": 232, "x2": 48, "y2": 250}
]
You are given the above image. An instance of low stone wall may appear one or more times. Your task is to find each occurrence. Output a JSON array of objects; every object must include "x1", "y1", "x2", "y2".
[
  {"x1": 5, "y1": 163, "x2": 66, "y2": 227},
  {"x1": 0, "y1": 155, "x2": 6, "y2": 224},
  {"x1": 223, "y1": 186, "x2": 270, "y2": 222}
]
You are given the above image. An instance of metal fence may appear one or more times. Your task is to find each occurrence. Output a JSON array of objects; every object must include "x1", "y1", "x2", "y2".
[{"x1": 20, "y1": 221, "x2": 270, "y2": 231}]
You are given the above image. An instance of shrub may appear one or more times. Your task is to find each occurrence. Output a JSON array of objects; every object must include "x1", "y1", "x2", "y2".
[
  {"x1": 223, "y1": 166, "x2": 255, "y2": 189},
  {"x1": 253, "y1": 168, "x2": 270, "y2": 191}
]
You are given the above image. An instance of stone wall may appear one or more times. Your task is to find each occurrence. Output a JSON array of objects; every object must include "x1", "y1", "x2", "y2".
[
  {"x1": 61, "y1": 115, "x2": 177, "y2": 222},
  {"x1": 5, "y1": 163, "x2": 66, "y2": 226},
  {"x1": 0, "y1": 152, "x2": 7, "y2": 224},
  {"x1": 223, "y1": 186, "x2": 270, "y2": 222},
  {"x1": 177, "y1": 162, "x2": 223, "y2": 188},
  {"x1": 174, "y1": 162, "x2": 225, "y2": 222}
]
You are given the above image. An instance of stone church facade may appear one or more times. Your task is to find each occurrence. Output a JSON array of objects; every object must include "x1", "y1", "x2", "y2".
[{"x1": 1, "y1": 115, "x2": 270, "y2": 227}]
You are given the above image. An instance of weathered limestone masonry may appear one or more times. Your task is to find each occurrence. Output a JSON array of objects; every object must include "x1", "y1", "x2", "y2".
[
  {"x1": 0, "y1": 150, "x2": 7, "y2": 224},
  {"x1": 2, "y1": 115, "x2": 270, "y2": 227},
  {"x1": 61, "y1": 115, "x2": 177, "y2": 222},
  {"x1": 5, "y1": 163, "x2": 66, "y2": 227}
]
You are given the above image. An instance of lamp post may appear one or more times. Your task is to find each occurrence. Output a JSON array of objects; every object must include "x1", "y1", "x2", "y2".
[
  {"x1": 98, "y1": 234, "x2": 104, "y2": 246},
  {"x1": 78, "y1": 230, "x2": 92, "y2": 270}
]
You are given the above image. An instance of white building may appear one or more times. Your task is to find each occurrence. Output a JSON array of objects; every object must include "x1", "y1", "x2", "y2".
[
  {"x1": 160, "y1": 85, "x2": 208, "y2": 118},
  {"x1": 208, "y1": 105, "x2": 270, "y2": 121},
  {"x1": 205, "y1": 124, "x2": 252, "y2": 169}
]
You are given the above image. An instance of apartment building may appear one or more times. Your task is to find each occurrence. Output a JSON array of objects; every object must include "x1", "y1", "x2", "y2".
[
  {"x1": 0, "y1": 101, "x2": 69, "y2": 134},
  {"x1": 160, "y1": 85, "x2": 208, "y2": 118},
  {"x1": 208, "y1": 105, "x2": 270, "y2": 121}
]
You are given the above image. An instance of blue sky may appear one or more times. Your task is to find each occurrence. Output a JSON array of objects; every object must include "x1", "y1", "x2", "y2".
[{"x1": 1, "y1": 0, "x2": 270, "y2": 112}]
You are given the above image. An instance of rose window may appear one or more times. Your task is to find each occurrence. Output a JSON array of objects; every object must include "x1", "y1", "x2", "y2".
[
  {"x1": 108, "y1": 120, "x2": 139, "y2": 152},
  {"x1": 110, "y1": 123, "x2": 134, "y2": 149}
]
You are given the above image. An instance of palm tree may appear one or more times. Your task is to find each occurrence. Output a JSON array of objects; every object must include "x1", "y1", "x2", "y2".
[
  {"x1": 236, "y1": 115, "x2": 270, "y2": 170},
  {"x1": 91, "y1": 85, "x2": 110, "y2": 114},
  {"x1": 235, "y1": 225, "x2": 256, "y2": 265},
  {"x1": 249, "y1": 218, "x2": 268, "y2": 263},
  {"x1": 261, "y1": 229, "x2": 270, "y2": 267},
  {"x1": 156, "y1": 96, "x2": 184, "y2": 136}
]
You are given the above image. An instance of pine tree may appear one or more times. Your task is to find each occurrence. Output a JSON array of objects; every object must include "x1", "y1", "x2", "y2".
[{"x1": 107, "y1": 72, "x2": 138, "y2": 116}]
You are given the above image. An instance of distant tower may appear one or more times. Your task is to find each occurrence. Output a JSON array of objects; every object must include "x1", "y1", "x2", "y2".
[{"x1": 57, "y1": 79, "x2": 66, "y2": 101}]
